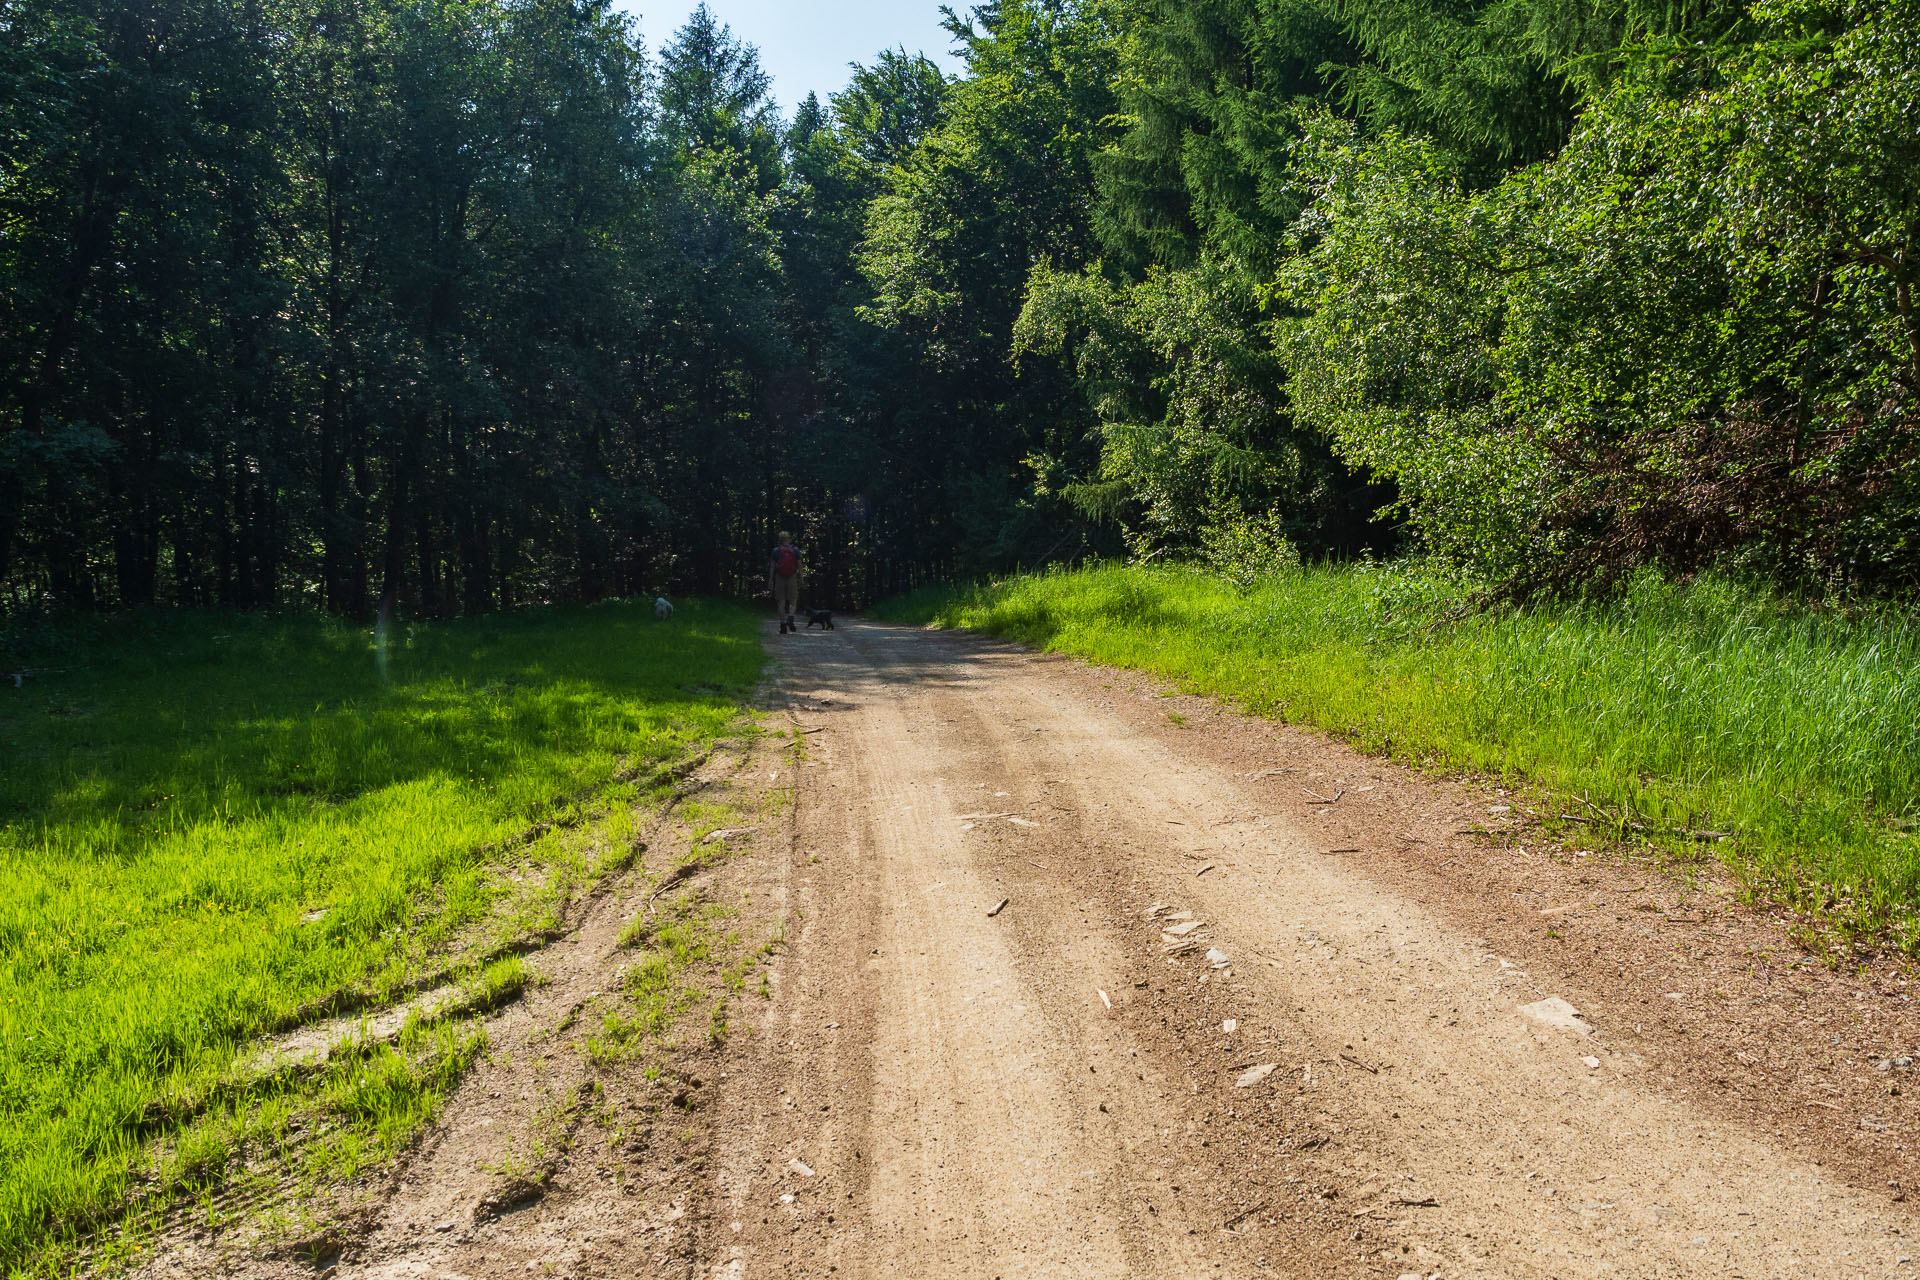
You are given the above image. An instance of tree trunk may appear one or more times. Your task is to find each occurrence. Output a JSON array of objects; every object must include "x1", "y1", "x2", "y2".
[
  {"x1": 459, "y1": 507, "x2": 491, "y2": 615},
  {"x1": 382, "y1": 432, "x2": 413, "y2": 611},
  {"x1": 416, "y1": 476, "x2": 438, "y2": 617},
  {"x1": 0, "y1": 471, "x2": 23, "y2": 595},
  {"x1": 320, "y1": 89, "x2": 352, "y2": 614}
]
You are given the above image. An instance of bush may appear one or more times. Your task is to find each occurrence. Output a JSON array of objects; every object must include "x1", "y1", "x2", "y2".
[
  {"x1": 1196, "y1": 506, "x2": 1301, "y2": 591},
  {"x1": 1283, "y1": 0, "x2": 1920, "y2": 596}
]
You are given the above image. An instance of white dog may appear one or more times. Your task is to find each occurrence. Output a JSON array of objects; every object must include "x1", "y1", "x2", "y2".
[{"x1": 653, "y1": 596, "x2": 674, "y2": 620}]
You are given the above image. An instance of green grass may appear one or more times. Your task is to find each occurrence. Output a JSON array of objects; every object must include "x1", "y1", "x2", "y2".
[
  {"x1": 590, "y1": 780, "x2": 790, "y2": 1068},
  {"x1": 879, "y1": 562, "x2": 1920, "y2": 948},
  {"x1": 589, "y1": 896, "x2": 738, "y2": 1064},
  {"x1": 0, "y1": 600, "x2": 761, "y2": 1268}
]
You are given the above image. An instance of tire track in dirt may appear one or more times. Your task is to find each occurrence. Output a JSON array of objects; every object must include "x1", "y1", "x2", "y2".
[
  {"x1": 704, "y1": 619, "x2": 1917, "y2": 1279},
  {"x1": 130, "y1": 738, "x2": 792, "y2": 1280}
]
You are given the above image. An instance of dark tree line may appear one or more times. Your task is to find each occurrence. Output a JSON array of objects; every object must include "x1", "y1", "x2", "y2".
[
  {"x1": 0, "y1": 0, "x2": 956, "y2": 615},
  {"x1": 6, "y1": 0, "x2": 1915, "y2": 616}
]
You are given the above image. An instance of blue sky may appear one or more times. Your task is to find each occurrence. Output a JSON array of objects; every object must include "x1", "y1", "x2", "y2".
[{"x1": 619, "y1": 1, "x2": 966, "y2": 111}]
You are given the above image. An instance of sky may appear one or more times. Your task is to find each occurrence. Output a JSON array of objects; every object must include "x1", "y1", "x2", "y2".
[{"x1": 620, "y1": 1, "x2": 966, "y2": 112}]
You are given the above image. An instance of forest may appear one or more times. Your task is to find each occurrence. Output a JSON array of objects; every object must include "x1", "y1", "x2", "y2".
[
  {"x1": 4, "y1": 0, "x2": 1914, "y2": 617},
  {"x1": 4, "y1": 1, "x2": 1920, "y2": 1269}
]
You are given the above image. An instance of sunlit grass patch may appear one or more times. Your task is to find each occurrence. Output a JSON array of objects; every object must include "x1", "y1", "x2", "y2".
[
  {"x1": 589, "y1": 895, "x2": 741, "y2": 1064},
  {"x1": 0, "y1": 599, "x2": 761, "y2": 1268},
  {"x1": 881, "y1": 564, "x2": 1920, "y2": 950},
  {"x1": 586, "y1": 780, "x2": 785, "y2": 1069}
]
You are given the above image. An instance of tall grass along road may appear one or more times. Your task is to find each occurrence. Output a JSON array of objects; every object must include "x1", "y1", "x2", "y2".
[
  {"x1": 881, "y1": 565, "x2": 1920, "y2": 950},
  {"x1": 0, "y1": 601, "x2": 760, "y2": 1270}
]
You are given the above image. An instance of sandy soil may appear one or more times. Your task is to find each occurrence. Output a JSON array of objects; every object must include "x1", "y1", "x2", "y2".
[{"x1": 702, "y1": 618, "x2": 1919, "y2": 1279}]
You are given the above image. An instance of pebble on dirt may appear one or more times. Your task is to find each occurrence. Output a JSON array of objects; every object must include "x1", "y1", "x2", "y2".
[
  {"x1": 987, "y1": 897, "x2": 1010, "y2": 917},
  {"x1": 1518, "y1": 996, "x2": 1593, "y2": 1035},
  {"x1": 1235, "y1": 1062, "x2": 1279, "y2": 1088}
]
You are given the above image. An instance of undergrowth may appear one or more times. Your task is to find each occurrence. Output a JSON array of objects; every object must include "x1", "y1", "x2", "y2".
[{"x1": 878, "y1": 563, "x2": 1920, "y2": 950}]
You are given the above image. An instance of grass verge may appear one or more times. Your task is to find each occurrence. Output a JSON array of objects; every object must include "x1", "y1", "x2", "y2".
[
  {"x1": 0, "y1": 600, "x2": 761, "y2": 1269},
  {"x1": 878, "y1": 563, "x2": 1920, "y2": 950}
]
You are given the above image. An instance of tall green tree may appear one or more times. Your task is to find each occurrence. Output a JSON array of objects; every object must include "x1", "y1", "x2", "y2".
[{"x1": 844, "y1": 0, "x2": 1122, "y2": 573}]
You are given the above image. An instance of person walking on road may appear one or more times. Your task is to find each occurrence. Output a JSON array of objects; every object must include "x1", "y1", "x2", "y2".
[{"x1": 770, "y1": 532, "x2": 802, "y2": 634}]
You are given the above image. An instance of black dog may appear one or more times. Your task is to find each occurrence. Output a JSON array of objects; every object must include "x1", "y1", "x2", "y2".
[{"x1": 804, "y1": 608, "x2": 835, "y2": 630}]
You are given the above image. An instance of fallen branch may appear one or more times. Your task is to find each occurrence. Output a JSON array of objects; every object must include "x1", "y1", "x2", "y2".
[
  {"x1": 646, "y1": 856, "x2": 716, "y2": 913},
  {"x1": 1562, "y1": 796, "x2": 1734, "y2": 843}
]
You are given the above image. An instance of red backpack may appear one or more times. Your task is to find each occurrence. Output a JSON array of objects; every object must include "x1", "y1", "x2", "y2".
[{"x1": 774, "y1": 544, "x2": 798, "y2": 577}]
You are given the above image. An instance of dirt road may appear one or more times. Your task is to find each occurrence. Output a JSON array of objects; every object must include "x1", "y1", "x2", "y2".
[
  {"x1": 145, "y1": 617, "x2": 1918, "y2": 1280},
  {"x1": 704, "y1": 619, "x2": 1919, "y2": 1279}
]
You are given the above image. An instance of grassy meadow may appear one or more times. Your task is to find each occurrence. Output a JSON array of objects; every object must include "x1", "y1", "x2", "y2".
[
  {"x1": 880, "y1": 564, "x2": 1920, "y2": 948},
  {"x1": 0, "y1": 601, "x2": 761, "y2": 1270}
]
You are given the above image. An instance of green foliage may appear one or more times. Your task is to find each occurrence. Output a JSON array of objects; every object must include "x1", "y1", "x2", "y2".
[
  {"x1": 829, "y1": 0, "x2": 1125, "y2": 572},
  {"x1": 1095, "y1": 0, "x2": 1355, "y2": 274},
  {"x1": 883, "y1": 563, "x2": 1920, "y2": 947},
  {"x1": 0, "y1": 599, "x2": 760, "y2": 1264},
  {"x1": 10, "y1": 0, "x2": 1909, "y2": 609},
  {"x1": 1060, "y1": 0, "x2": 1915, "y2": 596},
  {"x1": 830, "y1": 47, "x2": 950, "y2": 170},
  {"x1": 1020, "y1": 258, "x2": 1304, "y2": 548},
  {"x1": 658, "y1": 3, "x2": 783, "y2": 185},
  {"x1": 1197, "y1": 504, "x2": 1301, "y2": 590},
  {"x1": 1281, "y1": 121, "x2": 1558, "y2": 576},
  {"x1": 1283, "y1": 0, "x2": 1920, "y2": 591}
]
